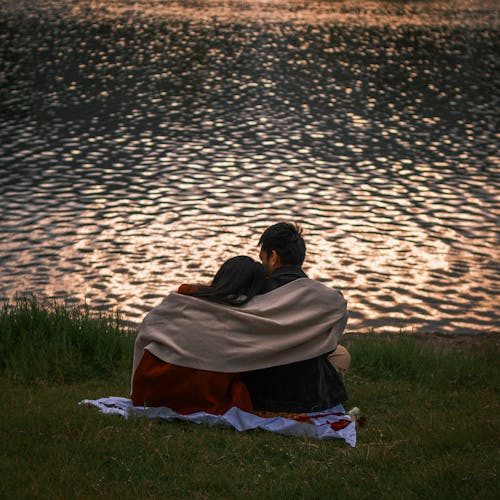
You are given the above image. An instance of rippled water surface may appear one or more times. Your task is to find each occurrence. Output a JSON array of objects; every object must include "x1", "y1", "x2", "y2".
[{"x1": 0, "y1": 1, "x2": 499, "y2": 333}]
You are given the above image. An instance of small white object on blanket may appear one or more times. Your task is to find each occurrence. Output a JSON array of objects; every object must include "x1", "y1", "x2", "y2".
[{"x1": 79, "y1": 397, "x2": 356, "y2": 447}]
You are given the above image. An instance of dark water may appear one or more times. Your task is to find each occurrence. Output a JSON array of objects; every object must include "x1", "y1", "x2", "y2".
[{"x1": 0, "y1": 1, "x2": 499, "y2": 333}]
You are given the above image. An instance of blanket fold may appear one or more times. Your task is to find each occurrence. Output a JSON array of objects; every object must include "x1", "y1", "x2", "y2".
[{"x1": 132, "y1": 278, "x2": 348, "y2": 380}]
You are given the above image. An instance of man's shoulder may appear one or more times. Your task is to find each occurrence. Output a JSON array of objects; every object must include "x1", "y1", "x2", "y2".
[
  {"x1": 263, "y1": 268, "x2": 343, "y2": 297},
  {"x1": 263, "y1": 266, "x2": 308, "y2": 292},
  {"x1": 289, "y1": 277, "x2": 344, "y2": 297},
  {"x1": 258, "y1": 277, "x2": 346, "y2": 311}
]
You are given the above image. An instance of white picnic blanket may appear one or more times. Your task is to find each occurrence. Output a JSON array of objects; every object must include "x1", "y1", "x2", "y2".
[{"x1": 79, "y1": 397, "x2": 357, "y2": 446}]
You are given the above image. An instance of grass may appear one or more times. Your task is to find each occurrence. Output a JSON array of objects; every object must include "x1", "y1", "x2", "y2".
[
  {"x1": 0, "y1": 294, "x2": 134, "y2": 383},
  {"x1": 0, "y1": 296, "x2": 498, "y2": 498}
]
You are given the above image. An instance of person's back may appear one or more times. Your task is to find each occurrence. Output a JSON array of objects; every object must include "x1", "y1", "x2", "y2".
[
  {"x1": 131, "y1": 255, "x2": 267, "y2": 414},
  {"x1": 242, "y1": 222, "x2": 348, "y2": 412}
]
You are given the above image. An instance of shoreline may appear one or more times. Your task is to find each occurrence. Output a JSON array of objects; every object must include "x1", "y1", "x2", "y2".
[{"x1": 343, "y1": 329, "x2": 500, "y2": 351}]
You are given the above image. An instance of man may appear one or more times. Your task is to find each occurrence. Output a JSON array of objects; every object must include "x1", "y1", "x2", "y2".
[{"x1": 242, "y1": 222, "x2": 350, "y2": 412}]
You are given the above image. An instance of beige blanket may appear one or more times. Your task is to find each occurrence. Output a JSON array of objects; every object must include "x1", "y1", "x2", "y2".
[{"x1": 132, "y1": 278, "x2": 348, "y2": 376}]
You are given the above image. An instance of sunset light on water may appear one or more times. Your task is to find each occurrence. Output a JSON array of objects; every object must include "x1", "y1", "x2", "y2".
[{"x1": 0, "y1": 0, "x2": 498, "y2": 333}]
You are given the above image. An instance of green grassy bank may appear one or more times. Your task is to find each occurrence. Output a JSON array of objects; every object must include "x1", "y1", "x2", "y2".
[{"x1": 0, "y1": 297, "x2": 498, "y2": 498}]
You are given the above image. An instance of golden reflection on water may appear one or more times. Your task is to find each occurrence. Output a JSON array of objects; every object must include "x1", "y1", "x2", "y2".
[
  {"x1": 0, "y1": 0, "x2": 498, "y2": 333},
  {"x1": 61, "y1": 0, "x2": 500, "y2": 27},
  {"x1": 4, "y1": 181, "x2": 499, "y2": 333}
]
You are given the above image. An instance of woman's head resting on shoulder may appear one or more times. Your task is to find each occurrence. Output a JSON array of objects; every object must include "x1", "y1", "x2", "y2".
[{"x1": 187, "y1": 255, "x2": 267, "y2": 306}]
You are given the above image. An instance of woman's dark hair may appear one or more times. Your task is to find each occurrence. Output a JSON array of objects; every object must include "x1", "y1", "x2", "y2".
[
  {"x1": 188, "y1": 256, "x2": 267, "y2": 306},
  {"x1": 259, "y1": 222, "x2": 306, "y2": 267}
]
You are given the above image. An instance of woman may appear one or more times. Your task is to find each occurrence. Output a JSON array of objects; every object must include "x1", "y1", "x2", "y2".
[{"x1": 131, "y1": 256, "x2": 267, "y2": 414}]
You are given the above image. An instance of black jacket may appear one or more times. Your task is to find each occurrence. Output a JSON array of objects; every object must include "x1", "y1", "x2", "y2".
[{"x1": 242, "y1": 266, "x2": 348, "y2": 412}]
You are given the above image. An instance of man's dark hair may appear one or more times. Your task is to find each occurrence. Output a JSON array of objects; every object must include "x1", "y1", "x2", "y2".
[{"x1": 259, "y1": 222, "x2": 306, "y2": 267}]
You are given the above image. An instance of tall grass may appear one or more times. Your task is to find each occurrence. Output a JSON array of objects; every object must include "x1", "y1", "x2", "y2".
[
  {"x1": 347, "y1": 333, "x2": 499, "y2": 391},
  {"x1": 0, "y1": 294, "x2": 135, "y2": 383},
  {"x1": 1, "y1": 294, "x2": 497, "y2": 391}
]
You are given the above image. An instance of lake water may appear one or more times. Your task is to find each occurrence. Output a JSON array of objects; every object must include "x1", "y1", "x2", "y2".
[{"x1": 0, "y1": 0, "x2": 499, "y2": 333}]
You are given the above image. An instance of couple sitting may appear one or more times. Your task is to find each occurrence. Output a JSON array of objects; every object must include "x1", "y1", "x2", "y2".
[{"x1": 131, "y1": 222, "x2": 350, "y2": 415}]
